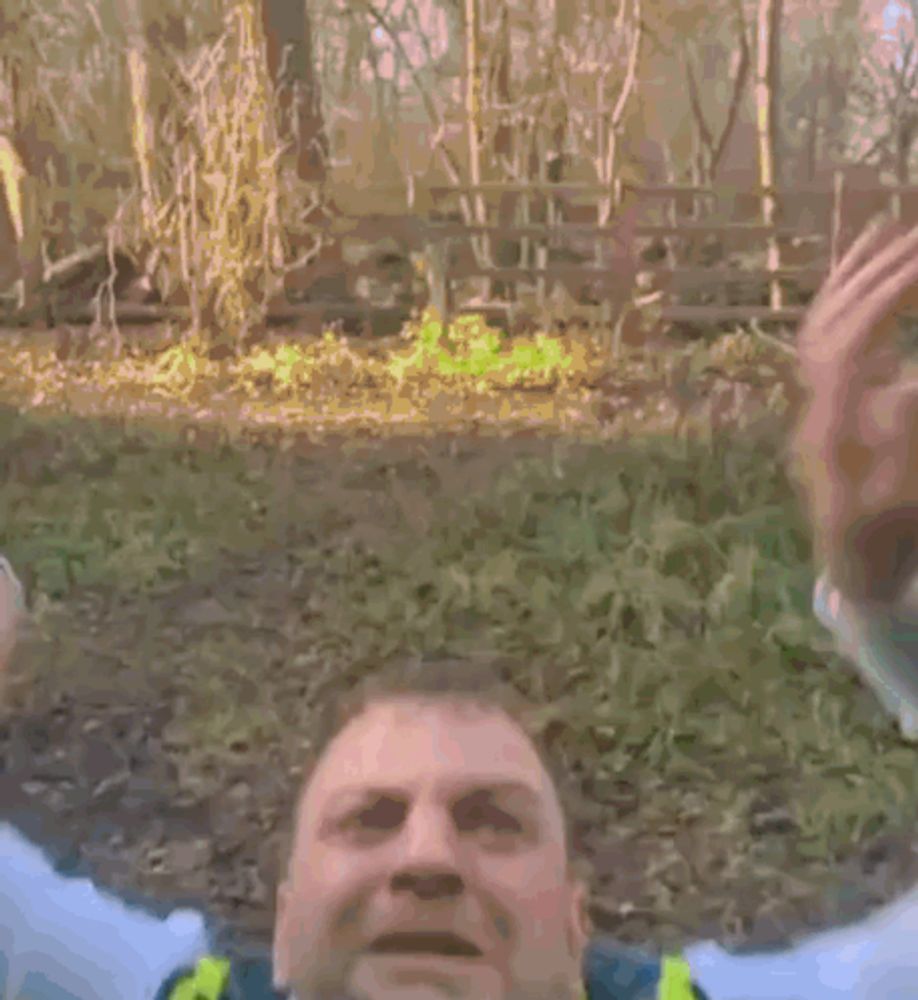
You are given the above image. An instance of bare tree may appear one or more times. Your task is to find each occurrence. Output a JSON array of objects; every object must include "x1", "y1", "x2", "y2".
[
  {"x1": 681, "y1": 0, "x2": 751, "y2": 186},
  {"x1": 773, "y1": 0, "x2": 861, "y2": 182},
  {"x1": 489, "y1": 0, "x2": 517, "y2": 297},
  {"x1": 116, "y1": 0, "x2": 157, "y2": 239},
  {"x1": 260, "y1": 0, "x2": 328, "y2": 185},
  {"x1": 846, "y1": 3, "x2": 918, "y2": 189},
  {"x1": 595, "y1": 0, "x2": 643, "y2": 228},
  {"x1": 351, "y1": 0, "x2": 476, "y2": 222},
  {"x1": 755, "y1": 0, "x2": 783, "y2": 309},
  {"x1": 464, "y1": 0, "x2": 491, "y2": 289},
  {"x1": 0, "y1": 1, "x2": 53, "y2": 311}
]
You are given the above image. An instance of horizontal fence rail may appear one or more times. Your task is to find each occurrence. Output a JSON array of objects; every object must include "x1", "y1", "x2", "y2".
[
  {"x1": 424, "y1": 221, "x2": 817, "y2": 239},
  {"x1": 445, "y1": 263, "x2": 829, "y2": 289},
  {"x1": 413, "y1": 173, "x2": 918, "y2": 331},
  {"x1": 8, "y1": 175, "x2": 918, "y2": 335},
  {"x1": 377, "y1": 180, "x2": 918, "y2": 197}
]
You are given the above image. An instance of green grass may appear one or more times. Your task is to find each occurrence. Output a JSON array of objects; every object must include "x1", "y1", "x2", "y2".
[
  {"x1": 386, "y1": 310, "x2": 575, "y2": 385},
  {"x1": 317, "y1": 429, "x2": 917, "y2": 859},
  {"x1": 0, "y1": 321, "x2": 914, "y2": 947},
  {"x1": 0, "y1": 406, "x2": 283, "y2": 599}
]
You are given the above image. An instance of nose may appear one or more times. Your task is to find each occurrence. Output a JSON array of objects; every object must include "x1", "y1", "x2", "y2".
[
  {"x1": 389, "y1": 803, "x2": 464, "y2": 901},
  {"x1": 391, "y1": 869, "x2": 463, "y2": 900}
]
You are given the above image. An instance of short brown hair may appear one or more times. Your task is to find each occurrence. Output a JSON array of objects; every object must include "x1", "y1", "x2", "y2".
[{"x1": 283, "y1": 655, "x2": 591, "y2": 881}]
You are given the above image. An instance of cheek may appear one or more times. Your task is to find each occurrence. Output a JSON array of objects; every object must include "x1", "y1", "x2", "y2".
[
  {"x1": 479, "y1": 855, "x2": 571, "y2": 933},
  {"x1": 288, "y1": 848, "x2": 381, "y2": 929}
]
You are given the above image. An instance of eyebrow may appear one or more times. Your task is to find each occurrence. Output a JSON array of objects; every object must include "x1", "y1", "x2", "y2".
[{"x1": 324, "y1": 779, "x2": 544, "y2": 810}]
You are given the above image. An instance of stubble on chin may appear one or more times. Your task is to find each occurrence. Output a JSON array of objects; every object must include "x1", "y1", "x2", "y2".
[
  {"x1": 344, "y1": 955, "x2": 509, "y2": 1000},
  {"x1": 289, "y1": 969, "x2": 579, "y2": 1000}
]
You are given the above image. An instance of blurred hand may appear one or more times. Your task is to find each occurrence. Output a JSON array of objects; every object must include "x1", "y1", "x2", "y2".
[
  {"x1": 792, "y1": 220, "x2": 918, "y2": 607},
  {"x1": 0, "y1": 556, "x2": 24, "y2": 680}
]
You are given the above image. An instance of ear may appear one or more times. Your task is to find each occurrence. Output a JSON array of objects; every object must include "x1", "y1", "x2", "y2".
[
  {"x1": 567, "y1": 876, "x2": 592, "y2": 956},
  {"x1": 272, "y1": 881, "x2": 292, "y2": 988}
]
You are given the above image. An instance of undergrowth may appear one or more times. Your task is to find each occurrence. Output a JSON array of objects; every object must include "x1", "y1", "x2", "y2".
[{"x1": 1, "y1": 317, "x2": 912, "y2": 948}]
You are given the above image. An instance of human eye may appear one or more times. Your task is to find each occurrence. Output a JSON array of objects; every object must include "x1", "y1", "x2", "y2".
[
  {"x1": 455, "y1": 797, "x2": 525, "y2": 837},
  {"x1": 344, "y1": 796, "x2": 406, "y2": 834}
]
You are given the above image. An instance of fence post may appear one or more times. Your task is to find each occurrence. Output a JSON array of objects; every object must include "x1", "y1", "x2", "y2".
[
  {"x1": 603, "y1": 176, "x2": 625, "y2": 345},
  {"x1": 890, "y1": 184, "x2": 902, "y2": 224},
  {"x1": 406, "y1": 172, "x2": 415, "y2": 211},
  {"x1": 425, "y1": 237, "x2": 451, "y2": 333},
  {"x1": 830, "y1": 169, "x2": 844, "y2": 271}
]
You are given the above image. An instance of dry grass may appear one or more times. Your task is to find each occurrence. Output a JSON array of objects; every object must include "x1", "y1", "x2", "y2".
[{"x1": 2, "y1": 322, "x2": 917, "y2": 955}]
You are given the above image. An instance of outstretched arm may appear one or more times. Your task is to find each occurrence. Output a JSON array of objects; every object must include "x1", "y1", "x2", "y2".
[
  {"x1": 791, "y1": 219, "x2": 918, "y2": 610},
  {"x1": 684, "y1": 221, "x2": 918, "y2": 999},
  {"x1": 792, "y1": 218, "x2": 918, "y2": 731},
  {"x1": 684, "y1": 879, "x2": 918, "y2": 1000},
  {"x1": 1, "y1": 562, "x2": 211, "y2": 999},
  {"x1": 0, "y1": 822, "x2": 211, "y2": 1000}
]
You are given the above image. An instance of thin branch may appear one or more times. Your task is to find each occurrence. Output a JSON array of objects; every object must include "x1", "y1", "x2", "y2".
[
  {"x1": 639, "y1": 16, "x2": 675, "y2": 59},
  {"x1": 353, "y1": 0, "x2": 466, "y2": 201},
  {"x1": 609, "y1": 0, "x2": 643, "y2": 133},
  {"x1": 400, "y1": 0, "x2": 441, "y2": 87},
  {"x1": 683, "y1": 47, "x2": 714, "y2": 157},
  {"x1": 709, "y1": 0, "x2": 751, "y2": 178}
]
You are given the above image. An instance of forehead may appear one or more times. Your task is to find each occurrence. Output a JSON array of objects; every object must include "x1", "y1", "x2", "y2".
[{"x1": 303, "y1": 699, "x2": 556, "y2": 812}]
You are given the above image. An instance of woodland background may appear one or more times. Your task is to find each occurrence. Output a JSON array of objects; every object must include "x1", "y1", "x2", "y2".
[{"x1": 1, "y1": 0, "x2": 918, "y2": 962}]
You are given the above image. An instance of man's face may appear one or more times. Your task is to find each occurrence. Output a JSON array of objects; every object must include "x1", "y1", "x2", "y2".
[{"x1": 273, "y1": 698, "x2": 590, "y2": 1000}]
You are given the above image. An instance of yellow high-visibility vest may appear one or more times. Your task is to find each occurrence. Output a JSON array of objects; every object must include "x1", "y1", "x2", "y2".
[
  {"x1": 168, "y1": 956, "x2": 230, "y2": 1000},
  {"x1": 657, "y1": 954, "x2": 697, "y2": 999},
  {"x1": 172, "y1": 950, "x2": 698, "y2": 999}
]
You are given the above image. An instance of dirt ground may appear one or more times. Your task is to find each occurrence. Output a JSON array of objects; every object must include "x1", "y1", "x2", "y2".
[
  {"x1": 2, "y1": 335, "x2": 918, "y2": 966},
  {"x1": 4, "y1": 443, "x2": 918, "y2": 965}
]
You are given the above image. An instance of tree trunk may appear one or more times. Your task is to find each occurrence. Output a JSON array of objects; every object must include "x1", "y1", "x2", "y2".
[
  {"x1": 464, "y1": 0, "x2": 490, "y2": 297},
  {"x1": 548, "y1": 0, "x2": 574, "y2": 189},
  {"x1": 0, "y1": 21, "x2": 43, "y2": 311},
  {"x1": 491, "y1": 2, "x2": 512, "y2": 170},
  {"x1": 892, "y1": 121, "x2": 914, "y2": 221},
  {"x1": 546, "y1": 0, "x2": 574, "y2": 276},
  {"x1": 802, "y1": 56, "x2": 820, "y2": 183},
  {"x1": 260, "y1": 0, "x2": 327, "y2": 185},
  {"x1": 755, "y1": 0, "x2": 783, "y2": 310},
  {"x1": 708, "y1": 0, "x2": 751, "y2": 183},
  {"x1": 0, "y1": 134, "x2": 41, "y2": 314},
  {"x1": 491, "y1": 0, "x2": 516, "y2": 301},
  {"x1": 597, "y1": 0, "x2": 642, "y2": 228},
  {"x1": 116, "y1": 0, "x2": 157, "y2": 241}
]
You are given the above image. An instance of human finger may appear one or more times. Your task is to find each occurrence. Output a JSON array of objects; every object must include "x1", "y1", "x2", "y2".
[
  {"x1": 830, "y1": 224, "x2": 918, "y2": 324},
  {"x1": 811, "y1": 231, "x2": 918, "y2": 379},
  {"x1": 829, "y1": 216, "x2": 905, "y2": 288},
  {"x1": 803, "y1": 222, "x2": 918, "y2": 336},
  {"x1": 800, "y1": 217, "x2": 900, "y2": 339},
  {"x1": 860, "y1": 377, "x2": 918, "y2": 447},
  {"x1": 797, "y1": 229, "x2": 908, "y2": 379},
  {"x1": 839, "y1": 247, "x2": 918, "y2": 368}
]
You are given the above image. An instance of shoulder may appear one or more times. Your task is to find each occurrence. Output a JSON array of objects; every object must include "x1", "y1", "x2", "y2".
[
  {"x1": 158, "y1": 953, "x2": 284, "y2": 1000},
  {"x1": 158, "y1": 938, "x2": 710, "y2": 1000},
  {"x1": 0, "y1": 822, "x2": 210, "y2": 1000},
  {"x1": 585, "y1": 937, "x2": 709, "y2": 1000}
]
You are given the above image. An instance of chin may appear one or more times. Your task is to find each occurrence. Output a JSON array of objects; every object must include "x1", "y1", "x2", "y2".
[{"x1": 347, "y1": 953, "x2": 503, "y2": 1000}]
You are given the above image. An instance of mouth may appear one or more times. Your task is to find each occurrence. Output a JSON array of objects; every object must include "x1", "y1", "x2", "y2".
[{"x1": 367, "y1": 931, "x2": 484, "y2": 959}]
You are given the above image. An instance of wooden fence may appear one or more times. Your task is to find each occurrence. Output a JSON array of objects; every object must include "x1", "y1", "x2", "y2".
[
  {"x1": 417, "y1": 175, "x2": 918, "y2": 328},
  {"x1": 7, "y1": 174, "x2": 918, "y2": 334}
]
